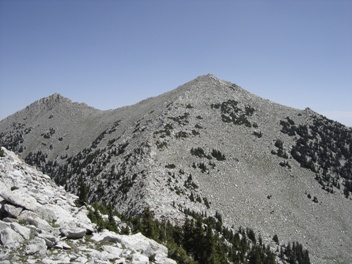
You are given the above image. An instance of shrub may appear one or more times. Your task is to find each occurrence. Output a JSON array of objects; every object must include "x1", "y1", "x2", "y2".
[
  {"x1": 273, "y1": 234, "x2": 279, "y2": 244},
  {"x1": 165, "y1": 164, "x2": 176, "y2": 169},
  {"x1": 175, "y1": 131, "x2": 188, "y2": 139},
  {"x1": 191, "y1": 130, "x2": 200, "y2": 136},
  {"x1": 211, "y1": 149, "x2": 226, "y2": 161},
  {"x1": 190, "y1": 147, "x2": 206, "y2": 158},
  {"x1": 253, "y1": 131, "x2": 262, "y2": 138}
]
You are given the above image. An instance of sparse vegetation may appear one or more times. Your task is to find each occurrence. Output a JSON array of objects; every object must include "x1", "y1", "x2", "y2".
[
  {"x1": 154, "y1": 123, "x2": 173, "y2": 138},
  {"x1": 211, "y1": 149, "x2": 226, "y2": 161},
  {"x1": 211, "y1": 99, "x2": 256, "y2": 127},
  {"x1": 191, "y1": 129, "x2": 200, "y2": 136},
  {"x1": 190, "y1": 147, "x2": 206, "y2": 158},
  {"x1": 175, "y1": 131, "x2": 188, "y2": 139},
  {"x1": 253, "y1": 130, "x2": 263, "y2": 138},
  {"x1": 273, "y1": 139, "x2": 289, "y2": 159},
  {"x1": 279, "y1": 160, "x2": 291, "y2": 169},
  {"x1": 168, "y1": 112, "x2": 190, "y2": 125},
  {"x1": 280, "y1": 116, "x2": 352, "y2": 198},
  {"x1": 165, "y1": 163, "x2": 176, "y2": 169},
  {"x1": 87, "y1": 202, "x2": 118, "y2": 232},
  {"x1": 184, "y1": 174, "x2": 198, "y2": 190},
  {"x1": 273, "y1": 234, "x2": 279, "y2": 244},
  {"x1": 156, "y1": 140, "x2": 167, "y2": 149},
  {"x1": 76, "y1": 175, "x2": 88, "y2": 207}
]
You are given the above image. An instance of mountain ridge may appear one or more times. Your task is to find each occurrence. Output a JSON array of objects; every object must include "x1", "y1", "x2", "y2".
[{"x1": 1, "y1": 74, "x2": 351, "y2": 263}]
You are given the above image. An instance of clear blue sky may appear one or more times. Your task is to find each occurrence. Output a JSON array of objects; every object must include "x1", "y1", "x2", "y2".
[{"x1": 1, "y1": 0, "x2": 351, "y2": 126}]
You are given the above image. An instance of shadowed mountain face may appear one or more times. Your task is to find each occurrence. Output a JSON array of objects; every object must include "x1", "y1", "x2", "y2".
[{"x1": 1, "y1": 74, "x2": 351, "y2": 263}]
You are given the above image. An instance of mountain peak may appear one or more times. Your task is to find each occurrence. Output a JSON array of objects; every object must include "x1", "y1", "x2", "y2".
[
  {"x1": 195, "y1": 73, "x2": 223, "y2": 83},
  {"x1": 202, "y1": 73, "x2": 219, "y2": 79},
  {"x1": 39, "y1": 93, "x2": 70, "y2": 105}
]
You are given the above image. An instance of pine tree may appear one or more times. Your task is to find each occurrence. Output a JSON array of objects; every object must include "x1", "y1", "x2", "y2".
[
  {"x1": 142, "y1": 208, "x2": 157, "y2": 240},
  {"x1": 76, "y1": 175, "x2": 88, "y2": 206},
  {"x1": 273, "y1": 234, "x2": 279, "y2": 244}
]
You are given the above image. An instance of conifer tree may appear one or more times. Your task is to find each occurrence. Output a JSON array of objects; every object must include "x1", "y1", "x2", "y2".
[{"x1": 76, "y1": 175, "x2": 88, "y2": 206}]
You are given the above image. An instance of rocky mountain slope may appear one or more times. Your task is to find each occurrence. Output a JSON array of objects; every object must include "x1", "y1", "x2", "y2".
[
  {"x1": 1, "y1": 74, "x2": 351, "y2": 263},
  {"x1": 0, "y1": 147, "x2": 176, "y2": 263}
]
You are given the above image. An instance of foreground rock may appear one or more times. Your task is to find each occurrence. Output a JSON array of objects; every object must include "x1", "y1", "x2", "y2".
[{"x1": 0, "y1": 148, "x2": 176, "y2": 263}]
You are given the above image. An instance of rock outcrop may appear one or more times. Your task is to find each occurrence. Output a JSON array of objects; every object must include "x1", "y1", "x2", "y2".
[{"x1": 0, "y1": 147, "x2": 176, "y2": 263}]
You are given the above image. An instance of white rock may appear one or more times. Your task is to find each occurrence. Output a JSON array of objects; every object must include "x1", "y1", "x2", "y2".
[
  {"x1": 114, "y1": 258, "x2": 126, "y2": 264},
  {"x1": 156, "y1": 257, "x2": 177, "y2": 264},
  {"x1": 36, "y1": 204, "x2": 58, "y2": 223},
  {"x1": 131, "y1": 253, "x2": 149, "y2": 264},
  {"x1": 117, "y1": 232, "x2": 168, "y2": 259},
  {"x1": 2, "y1": 204, "x2": 23, "y2": 218},
  {"x1": 60, "y1": 222, "x2": 86, "y2": 239},
  {"x1": 0, "y1": 227, "x2": 24, "y2": 248},
  {"x1": 84, "y1": 248, "x2": 105, "y2": 261},
  {"x1": 60, "y1": 227, "x2": 86, "y2": 239},
  {"x1": 19, "y1": 211, "x2": 53, "y2": 233},
  {"x1": 42, "y1": 255, "x2": 71, "y2": 263},
  {"x1": 54, "y1": 240, "x2": 71, "y2": 250},
  {"x1": 38, "y1": 232, "x2": 58, "y2": 248},
  {"x1": 73, "y1": 208, "x2": 93, "y2": 226},
  {"x1": 25, "y1": 237, "x2": 47, "y2": 256},
  {"x1": 0, "y1": 189, "x2": 39, "y2": 211},
  {"x1": 0, "y1": 220, "x2": 10, "y2": 231},
  {"x1": 71, "y1": 256, "x2": 88, "y2": 263},
  {"x1": 90, "y1": 229, "x2": 120, "y2": 243},
  {"x1": 101, "y1": 245, "x2": 123, "y2": 259},
  {"x1": 44, "y1": 204, "x2": 72, "y2": 226},
  {"x1": 0, "y1": 217, "x2": 16, "y2": 223},
  {"x1": 10, "y1": 222, "x2": 31, "y2": 240}
]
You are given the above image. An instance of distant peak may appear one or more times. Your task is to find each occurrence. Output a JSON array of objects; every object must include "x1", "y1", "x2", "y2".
[
  {"x1": 41, "y1": 93, "x2": 70, "y2": 103},
  {"x1": 47, "y1": 93, "x2": 68, "y2": 100},
  {"x1": 31, "y1": 93, "x2": 72, "y2": 111},
  {"x1": 205, "y1": 73, "x2": 218, "y2": 78},
  {"x1": 198, "y1": 73, "x2": 220, "y2": 81},
  {"x1": 192, "y1": 74, "x2": 235, "y2": 88}
]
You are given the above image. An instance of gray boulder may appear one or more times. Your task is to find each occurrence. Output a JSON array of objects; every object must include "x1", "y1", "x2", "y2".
[
  {"x1": 2, "y1": 204, "x2": 23, "y2": 218},
  {"x1": 54, "y1": 240, "x2": 71, "y2": 250},
  {"x1": 0, "y1": 227, "x2": 24, "y2": 248},
  {"x1": 101, "y1": 245, "x2": 124, "y2": 260},
  {"x1": 131, "y1": 253, "x2": 149, "y2": 264},
  {"x1": 10, "y1": 222, "x2": 31, "y2": 240},
  {"x1": 0, "y1": 221, "x2": 10, "y2": 231},
  {"x1": 60, "y1": 225, "x2": 86, "y2": 239},
  {"x1": 117, "y1": 232, "x2": 168, "y2": 259},
  {"x1": 38, "y1": 232, "x2": 58, "y2": 248},
  {"x1": 25, "y1": 237, "x2": 47, "y2": 256},
  {"x1": 90, "y1": 229, "x2": 120, "y2": 243},
  {"x1": 0, "y1": 189, "x2": 39, "y2": 211},
  {"x1": 19, "y1": 211, "x2": 54, "y2": 233}
]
